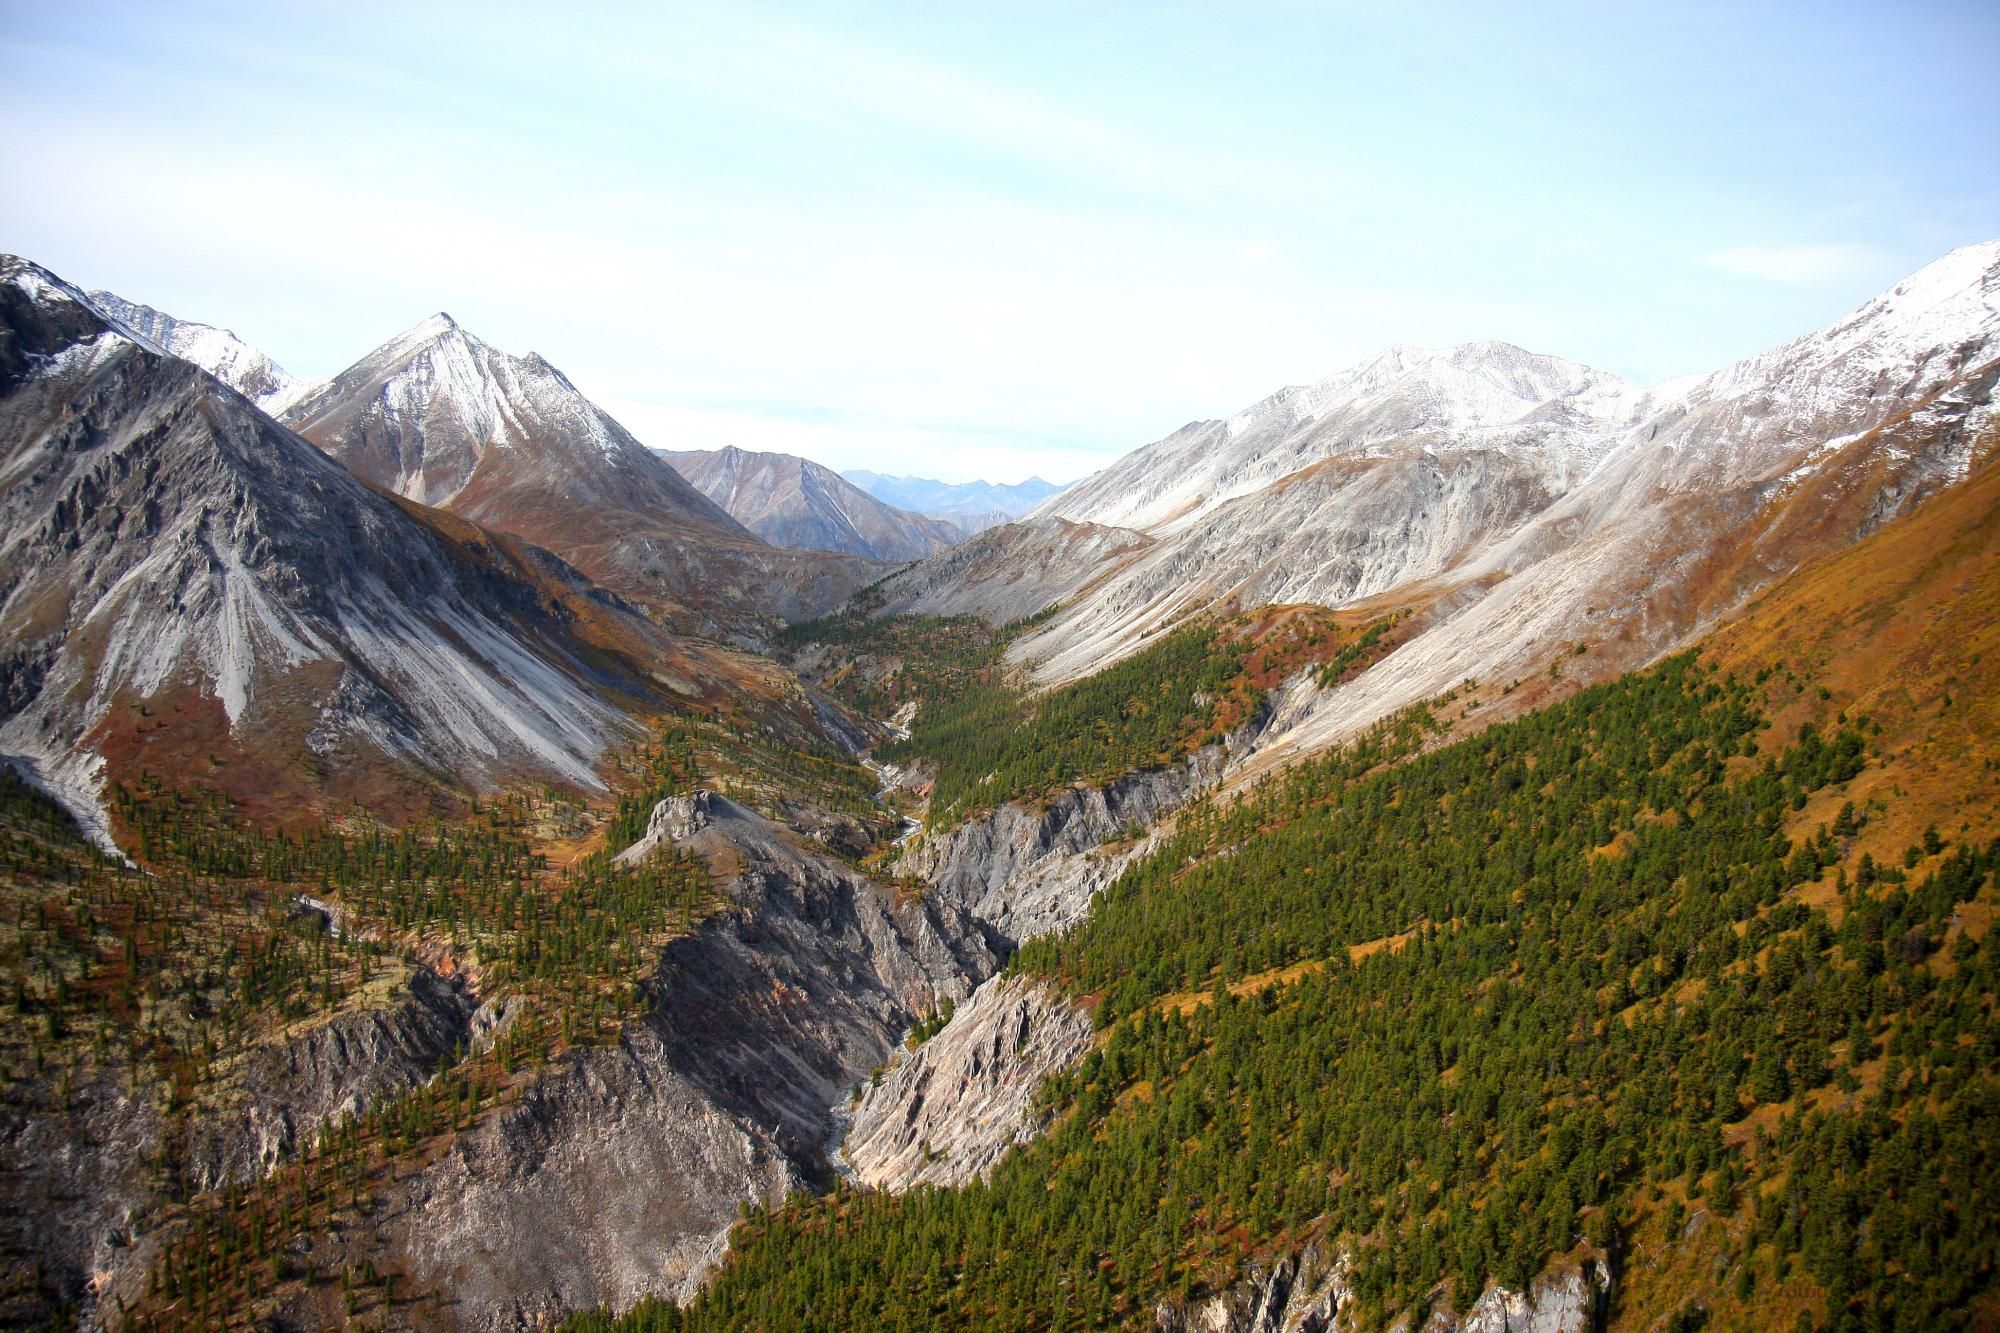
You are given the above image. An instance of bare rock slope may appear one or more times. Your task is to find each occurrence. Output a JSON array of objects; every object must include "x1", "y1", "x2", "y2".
[
  {"x1": 842, "y1": 973, "x2": 1092, "y2": 1191},
  {"x1": 272, "y1": 792, "x2": 1004, "y2": 1325}
]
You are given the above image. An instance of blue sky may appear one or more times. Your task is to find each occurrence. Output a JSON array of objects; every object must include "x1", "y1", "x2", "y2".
[{"x1": 3, "y1": 1, "x2": 1996, "y2": 483}]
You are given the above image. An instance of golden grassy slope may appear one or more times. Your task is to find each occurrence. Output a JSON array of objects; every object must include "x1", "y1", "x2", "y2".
[{"x1": 1703, "y1": 444, "x2": 2000, "y2": 870}]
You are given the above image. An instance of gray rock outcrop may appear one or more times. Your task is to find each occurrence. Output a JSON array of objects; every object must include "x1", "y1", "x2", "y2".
[
  {"x1": 1446, "y1": 1264, "x2": 1609, "y2": 1333},
  {"x1": 0, "y1": 1068, "x2": 159, "y2": 1328},
  {"x1": 186, "y1": 965, "x2": 479, "y2": 1190},
  {"x1": 897, "y1": 742, "x2": 1231, "y2": 946},
  {"x1": 1153, "y1": 1245, "x2": 1609, "y2": 1333},
  {"x1": 636, "y1": 793, "x2": 1001, "y2": 1157},
  {"x1": 613, "y1": 789, "x2": 724, "y2": 865},
  {"x1": 842, "y1": 741, "x2": 1244, "y2": 1197},
  {"x1": 1155, "y1": 1243, "x2": 1351, "y2": 1332},
  {"x1": 381, "y1": 1030, "x2": 798, "y2": 1321},
  {"x1": 287, "y1": 791, "x2": 1008, "y2": 1327},
  {"x1": 842, "y1": 974, "x2": 1093, "y2": 1190},
  {"x1": 2, "y1": 966, "x2": 476, "y2": 1326}
]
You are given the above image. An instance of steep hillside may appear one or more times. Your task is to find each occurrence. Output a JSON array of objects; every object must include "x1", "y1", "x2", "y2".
[
  {"x1": 1703, "y1": 444, "x2": 2000, "y2": 870},
  {"x1": 284, "y1": 318, "x2": 884, "y2": 630},
  {"x1": 0, "y1": 256, "x2": 801, "y2": 838},
  {"x1": 663, "y1": 445, "x2": 959, "y2": 561}
]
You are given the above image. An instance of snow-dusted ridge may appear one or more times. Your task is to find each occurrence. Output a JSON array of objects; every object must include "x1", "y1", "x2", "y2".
[
  {"x1": 276, "y1": 303, "x2": 886, "y2": 628},
  {"x1": 887, "y1": 242, "x2": 2000, "y2": 776},
  {"x1": 1035, "y1": 339, "x2": 1669, "y2": 538},
  {"x1": 84, "y1": 288, "x2": 303, "y2": 415}
]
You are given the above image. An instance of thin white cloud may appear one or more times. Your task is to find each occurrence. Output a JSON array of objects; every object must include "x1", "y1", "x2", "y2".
[{"x1": 1701, "y1": 243, "x2": 1881, "y2": 284}]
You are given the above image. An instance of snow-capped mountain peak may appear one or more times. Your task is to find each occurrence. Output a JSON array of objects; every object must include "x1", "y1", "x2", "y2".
[
  {"x1": 283, "y1": 313, "x2": 653, "y2": 507},
  {"x1": 1043, "y1": 338, "x2": 1642, "y2": 535},
  {"x1": 281, "y1": 309, "x2": 895, "y2": 630}
]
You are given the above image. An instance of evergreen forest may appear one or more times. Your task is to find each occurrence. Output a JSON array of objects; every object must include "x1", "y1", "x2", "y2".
[{"x1": 570, "y1": 653, "x2": 1997, "y2": 1332}]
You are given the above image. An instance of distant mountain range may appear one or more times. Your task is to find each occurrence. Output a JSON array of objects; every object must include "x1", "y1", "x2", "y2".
[
  {"x1": 842, "y1": 471, "x2": 1065, "y2": 535},
  {"x1": 662, "y1": 446, "x2": 960, "y2": 563}
]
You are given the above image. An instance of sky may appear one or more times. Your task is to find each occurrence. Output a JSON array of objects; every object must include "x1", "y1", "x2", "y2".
[{"x1": 3, "y1": 2, "x2": 1996, "y2": 485}]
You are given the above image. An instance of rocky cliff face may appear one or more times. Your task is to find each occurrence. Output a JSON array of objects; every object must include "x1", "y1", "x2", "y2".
[
  {"x1": 895, "y1": 742, "x2": 1231, "y2": 945},
  {"x1": 223, "y1": 791, "x2": 1006, "y2": 1328},
  {"x1": 12, "y1": 781, "x2": 1014, "y2": 1328},
  {"x1": 838, "y1": 742, "x2": 1238, "y2": 1195},
  {"x1": 842, "y1": 974, "x2": 1093, "y2": 1190},
  {"x1": 635, "y1": 793, "x2": 1000, "y2": 1157},
  {"x1": 1, "y1": 963, "x2": 478, "y2": 1325},
  {"x1": 1439, "y1": 1266, "x2": 1609, "y2": 1333},
  {"x1": 184, "y1": 966, "x2": 479, "y2": 1191},
  {"x1": 1150, "y1": 1243, "x2": 1610, "y2": 1333},
  {"x1": 0, "y1": 1066, "x2": 159, "y2": 1328},
  {"x1": 365, "y1": 1029, "x2": 801, "y2": 1323},
  {"x1": 1155, "y1": 1243, "x2": 1352, "y2": 1333}
]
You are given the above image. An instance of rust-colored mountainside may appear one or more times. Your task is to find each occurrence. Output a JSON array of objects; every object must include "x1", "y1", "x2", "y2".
[{"x1": 1705, "y1": 441, "x2": 2000, "y2": 868}]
